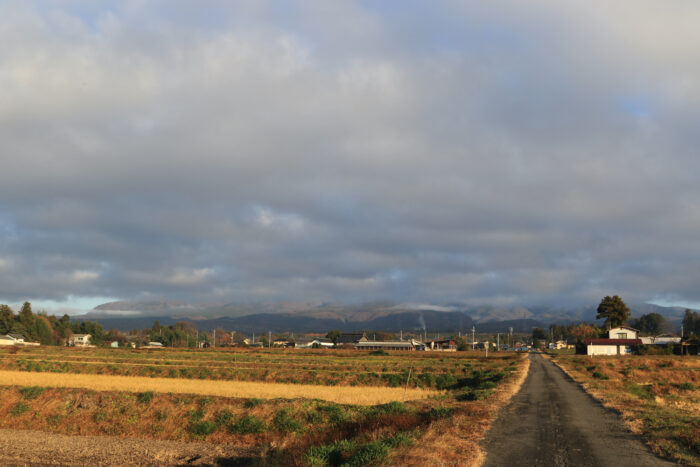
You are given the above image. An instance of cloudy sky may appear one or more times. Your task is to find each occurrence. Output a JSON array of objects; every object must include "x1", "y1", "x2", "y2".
[{"x1": 1, "y1": 1, "x2": 700, "y2": 313}]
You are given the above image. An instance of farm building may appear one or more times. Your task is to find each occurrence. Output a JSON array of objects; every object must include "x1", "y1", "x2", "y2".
[
  {"x1": 640, "y1": 334, "x2": 682, "y2": 346},
  {"x1": 144, "y1": 342, "x2": 164, "y2": 349},
  {"x1": 295, "y1": 338, "x2": 334, "y2": 348},
  {"x1": 0, "y1": 334, "x2": 25, "y2": 346},
  {"x1": 355, "y1": 339, "x2": 424, "y2": 351},
  {"x1": 426, "y1": 339, "x2": 456, "y2": 351},
  {"x1": 335, "y1": 332, "x2": 368, "y2": 346},
  {"x1": 70, "y1": 334, "x2": 92, "y2": 347}
]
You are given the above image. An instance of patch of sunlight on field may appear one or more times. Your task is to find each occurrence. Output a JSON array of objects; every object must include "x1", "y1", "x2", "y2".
[{"x1": 0, "y1": 370, "x2": 437, "y2": 405}]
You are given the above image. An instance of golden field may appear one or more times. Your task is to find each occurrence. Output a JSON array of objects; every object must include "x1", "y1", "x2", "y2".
[{"x1": 0, "y1": 370, "x2": 436, "y2": 405}]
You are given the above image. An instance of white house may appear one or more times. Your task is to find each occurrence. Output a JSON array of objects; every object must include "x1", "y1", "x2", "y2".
[
  {"x1": 70, "y1": 334, "x2": 92, "y2": 347},
  {"x1": 294, "y1": 338, "x2": 334, "y2": 349},
  {"x1": 640, "y1": 334, "x2": 682, "y2": 345},
  {"x1": 587, "y1": 326, "x2": 641, "y2": 356},
  {"x1": 608, "y1": 326, "x2": 638, "y2": 340},
  {"x1": 0, "y1": 334, "x2": 25, "y2": 346}
]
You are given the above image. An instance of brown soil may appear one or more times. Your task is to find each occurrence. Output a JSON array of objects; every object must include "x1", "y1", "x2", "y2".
[{"x1": 0, "y1": 428, "x2": 259, "y2": 466}]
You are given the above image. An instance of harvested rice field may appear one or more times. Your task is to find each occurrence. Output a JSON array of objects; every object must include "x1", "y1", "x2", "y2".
[
  {"x1": 0, "y1": 370, "x2": 435, "y2": 404},
  {"x1": 0, "y1": 346, "x2": 528, "y2": 466}
]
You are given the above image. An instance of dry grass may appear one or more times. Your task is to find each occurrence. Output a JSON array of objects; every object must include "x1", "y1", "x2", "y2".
[
  {"x1": 394, "y1": 354, "x2": 530, "y2": 466},
  {"x1": 0, "y1": 370, "x2": 437, "y2": 405}
]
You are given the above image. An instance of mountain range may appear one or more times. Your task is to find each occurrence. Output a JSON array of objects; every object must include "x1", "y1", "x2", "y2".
[{"x1": 75, "y1": 300, "x2": 693, "y2": 334}]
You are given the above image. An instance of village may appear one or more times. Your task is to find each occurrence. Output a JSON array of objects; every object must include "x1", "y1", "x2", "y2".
[{"x1": 3, "y1": 326, "x2": 697, "y2": 355}]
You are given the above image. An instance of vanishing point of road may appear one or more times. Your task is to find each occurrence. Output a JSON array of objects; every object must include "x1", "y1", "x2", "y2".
[{"x1": 483, "y1": 353, "x2": 674, "y2": 467}]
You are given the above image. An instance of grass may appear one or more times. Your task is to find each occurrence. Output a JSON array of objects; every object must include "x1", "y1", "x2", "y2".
[{"x1": 551, "y1": 355, "x2": 700, "y2": 466}]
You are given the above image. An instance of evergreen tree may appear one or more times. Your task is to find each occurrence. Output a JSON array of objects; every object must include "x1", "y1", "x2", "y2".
[{"x1": 596, "y1": 295, "x2": 630, "y2": 329}]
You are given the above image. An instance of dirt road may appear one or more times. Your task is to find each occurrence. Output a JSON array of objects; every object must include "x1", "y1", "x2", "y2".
[
  {"x1": 0, "y1": 428, "x2": 259, "y2": 466},
  {"x1": 482, "y1": 353, "x2": 673, "y2": 467}
]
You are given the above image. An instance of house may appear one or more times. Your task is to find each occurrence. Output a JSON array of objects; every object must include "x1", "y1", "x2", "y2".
[
  {"x1": 608, "y1": 326, "x2": 638, "y2": 340},
  {"x1": 586, "y1": 337, "x2": 642, "y2": 356},
  {"x1": 640, "y1": 334, "x2": 682, "y2": 345},
  {"x1": 335, "y1": 332, "x2": 368, "y2": 346},
  {"x1": 108, "y1": 341, "x2": 119, "y2": 348},
  {"x1": 295, "y1": 338, "x2": 334, "y2": 349},
  {"x1": 585, "y1": 326, "x2": 643, "y2": 356},
  {"x1": 0, "y1": 334, "x2": 25, "y2": 346},
  {"x1": 554, "y1": 340, "x2": 570, "y2": 350},
  {"x1": 426, "y1": 339, "x2": 456, "y2": 351},
  {"x1": 144, "y1": 341, "x2": 164, "y2": 349},
  {"x1": 70, "y1": 334, "x2": 92, "y2": 347},
  {"x1": 355, "y1": 339, "x2": 424, "y2": 351},
  {"x1": 273, "y1": 339, "x2": 294, "y2": 347}
]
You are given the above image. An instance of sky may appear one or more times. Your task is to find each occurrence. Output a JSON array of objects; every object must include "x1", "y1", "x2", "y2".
[{"x1": 1, "y1": 1, "x2": 700, "y2": 314}]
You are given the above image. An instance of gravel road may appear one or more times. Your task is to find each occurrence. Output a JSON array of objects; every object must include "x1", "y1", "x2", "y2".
[
  {"x1": 482, "y1": 353, "x2": 674, "y2": 467},
  {"x1": 0, "y1": 428, "x2": 259, "y2": 466}
]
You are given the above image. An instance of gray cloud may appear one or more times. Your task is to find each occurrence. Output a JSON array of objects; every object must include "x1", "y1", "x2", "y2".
[{"x1": 1, "y1": 1, "x2": 700, "y2": 310}]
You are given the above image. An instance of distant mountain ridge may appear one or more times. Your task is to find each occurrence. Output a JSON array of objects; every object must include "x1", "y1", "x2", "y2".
[{"x1": 77, "y1": 300, "x2": 693, "y2": 334}]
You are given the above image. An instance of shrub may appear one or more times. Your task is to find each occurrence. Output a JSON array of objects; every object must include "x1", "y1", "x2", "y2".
[
  {"x1": 227, "y1": 415, "x2": 265, "y2": 435},
  {"x1": 383, "y1": 432, "x2": 414, "y2": 448},
  {"x1": 435, "y1": 373, "x2": 458, "y2": 390},
  {"x1": 19, "y1": 386, "x2": 45, "y2": 400},
  {"x1": 427, "y1": 407, "x2": 455, "y2": 419},
  {"x1": 626, "y1": 383, "x2": 654, "y2": 400},
  {"x1": 369, "y1": 350, "x2": 389, "y2": 356},
  {"x1": 214, "y1": 409, "x2": 234, "y2": 427},
  {"x1": 592, "y1": 371, "x2": 609, "y2": 380},
  {"x1": 418, "y1": 372, "x2": 435, "y2": 388},
  {"x1": 11, "y1": 402, "x2": 29, "y2": 416},
  {"x1": 369, "y1": 401, "x2": 408, "y2": 417},
  {"x1": 382, "y1": 373, "x2": 402, "y2": 387},
  {"x1": 136, "y1": 391, "x2": 154, "y2": 404},
  {"x1": 189, "y1": 408, "x2": 205, "y2": 422},
  {"x1": 347, "y1": 440, "x2": 389, "y2": 466},
  {"x1": 189, "y1": 421, "x2": 217, "y2": 437},
  {"x1": 273, "y1": 408, "x2": 302, "y2": 433},
  {"x1": 674, "y1": 382, "x2": 694, "y2": 391},
  {"x1": 243, "y1": 398, "x2": 262, "y2": 408},
  {"x1": 93, "y1": 410, "x2": 107, "y2": 422},
  {"x1": 305, "y1": 439, "x2": 357, "y2": 467},
  {"x1": 317, "y1": 404, "x2": 348, "y2": 425},
  {"x1": 456, "y1": 388, "x2": 492, "y2": 401}
]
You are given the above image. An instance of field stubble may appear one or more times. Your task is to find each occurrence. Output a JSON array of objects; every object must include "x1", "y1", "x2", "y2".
[{"x1": 0, "y1": 347, "x2": 527, "y2": 466}]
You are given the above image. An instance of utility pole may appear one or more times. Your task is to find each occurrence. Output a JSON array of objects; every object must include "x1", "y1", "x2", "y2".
[
  {"x1": 268, "y1": 330, "x2": 271, "y2": 348},
  {"x1": 472, "y1": 326, "x2": 475, "y2": 351},
  {"x1": 400, "y1": 330, "x2": 403, "y2": 341},
  {"x1": 509, "y1": 327, "x2": 513, "y2": 349},
  {"x1": 213, "y1": 329, "x2": 216, "y2": 348},
  {"x1": 497, "y1": 333, "x2": 500, "y2": 351}
]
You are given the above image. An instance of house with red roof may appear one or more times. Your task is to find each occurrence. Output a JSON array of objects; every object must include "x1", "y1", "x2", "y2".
[{"x1": 586, "y1": 326, "x2": 641, "y2": 356}]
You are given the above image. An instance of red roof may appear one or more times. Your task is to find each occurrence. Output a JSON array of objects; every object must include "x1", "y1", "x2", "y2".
[{"x1": 586, "y1": 338, "x2": 642, "y2": 345}]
